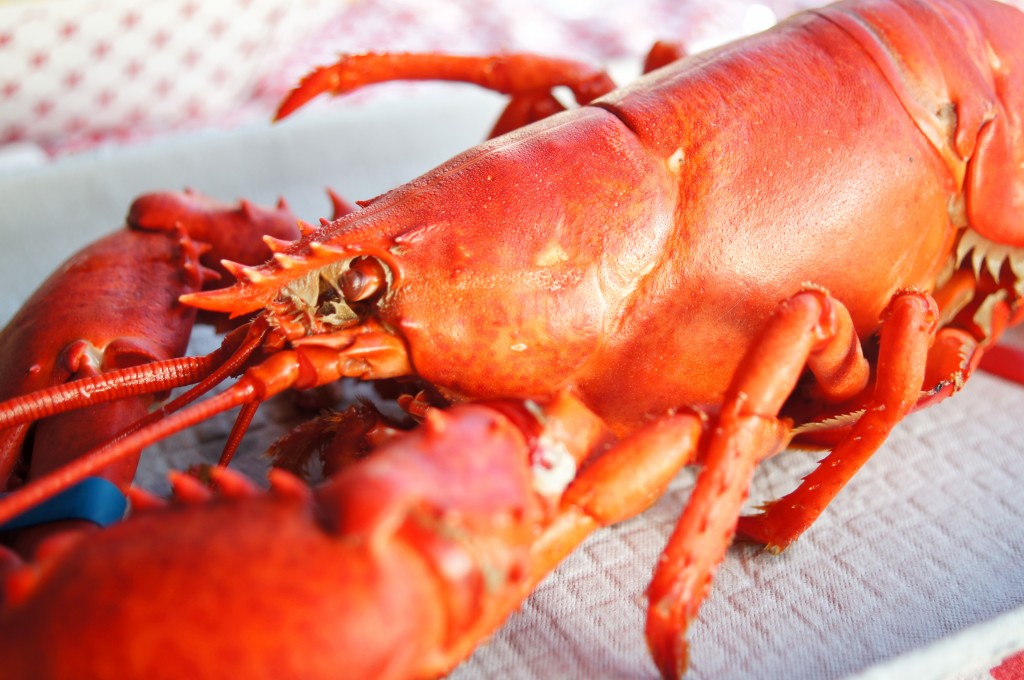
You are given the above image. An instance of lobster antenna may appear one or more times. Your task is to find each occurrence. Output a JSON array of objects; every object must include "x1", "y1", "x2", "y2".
[
  {"x1": 218, "y1": 402, "x2": 260, "y2": 467},
  {"x1": 0, "y1": 381, "x2": 259, "y2": 527},
  {"x1": 0, "y1": 319, "x2": 266, "y2": 432},
  {"x1": 0, "y1": 355, "x2": 220, "y2": 431},
  {"x1": 107, "y1": 317, "x2": 272, "y2": 441},
  {"x1": 0, "y1": 320, "x2": 273, "y2": 528}
]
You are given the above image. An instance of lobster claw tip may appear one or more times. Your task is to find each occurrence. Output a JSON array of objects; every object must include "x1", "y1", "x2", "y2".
[
  {"x1": 274, "y1": 62, "x2": 347, "y2": 122},
  {"x1": 275, "y1": 75, "x2": 322, "y2": 122}
]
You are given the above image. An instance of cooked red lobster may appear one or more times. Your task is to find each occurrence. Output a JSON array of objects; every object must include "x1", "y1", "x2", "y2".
[{"x1": 1, "y1": 0, "x2": 1023, "y2": 677}]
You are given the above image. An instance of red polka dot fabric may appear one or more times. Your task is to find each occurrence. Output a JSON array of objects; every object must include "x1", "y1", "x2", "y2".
[{"x1": 0, "y1": 0, "x2": 818, "y2": 156}]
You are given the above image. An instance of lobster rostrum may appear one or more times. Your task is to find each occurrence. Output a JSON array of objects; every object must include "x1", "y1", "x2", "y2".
[{"x1": 2, "y1": 0, "x2": 1024, "y2": 677}]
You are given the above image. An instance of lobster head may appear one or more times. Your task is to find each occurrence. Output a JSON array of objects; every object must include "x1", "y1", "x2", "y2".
[{"x1": 184, "y1": 107, "x2": 679, "y2": 401}]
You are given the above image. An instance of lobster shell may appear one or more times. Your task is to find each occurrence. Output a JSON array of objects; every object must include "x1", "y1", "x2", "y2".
[
  {"x1": 0, "y1": 2, "x2": 1019, "y2": 675},
  {"x1": 2, "y1": 84, "x2": 1021, "y2": 680}
]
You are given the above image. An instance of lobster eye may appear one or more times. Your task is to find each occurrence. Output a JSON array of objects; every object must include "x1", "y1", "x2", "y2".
[{"x1": 340, "y1": 256, "x2": 387, "y2": 302}]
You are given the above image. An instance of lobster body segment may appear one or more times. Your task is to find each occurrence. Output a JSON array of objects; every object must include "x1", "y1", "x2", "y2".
[
  {"x1": 358, "y1": 108, "x2": 683, "y2": 409},
  {"x1": 193, "y1": 0, "x2": 981, "y2": 429},
  {"x1": 816, "y1": 0, "x2": 1024, "y2": 246}
]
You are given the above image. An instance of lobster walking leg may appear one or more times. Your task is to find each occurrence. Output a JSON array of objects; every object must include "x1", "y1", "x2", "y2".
[
  {"x1": 275, "y1": 52, "x2": 617, "y2": 137},
  {"x1": 529, "y1": 412, "x2": 706, "y2": 583},
  {"x1": 736, "y1": 293, "x2": 939, "y2": 551},
  {"x1": 978, "y1": 344, "x2": 1024, "y2": 383},
  {"x1": 645, "y1": 287, "x2": 892, "y2": 678}
]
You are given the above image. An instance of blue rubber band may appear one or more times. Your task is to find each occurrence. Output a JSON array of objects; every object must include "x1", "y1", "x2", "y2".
[{"x1": 0, "y1": 477, "x2": 127, "y2": 532}]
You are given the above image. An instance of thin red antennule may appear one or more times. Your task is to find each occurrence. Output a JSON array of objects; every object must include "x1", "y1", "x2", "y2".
[
  {"x1": 0, "y1": 382, "x2": 258, "y2": 527},
  {"x1": 219, "y1": 402, "x2": 260, "y2": 468},
  {"x1": 114, "y1": 317, "x2": 273, "y2": 439}
]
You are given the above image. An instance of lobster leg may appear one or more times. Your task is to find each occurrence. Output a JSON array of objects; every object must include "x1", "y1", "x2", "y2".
[
  {"x1": 0, "y1": 225, "x2": 209, "y2": 555},
  {"x1": 0, "y1": 190, "x2": 306, "y2": 462},
  {"x1": 978, "y1": 344, "x2": 1024, "y2": 383},
  {"x1": 642, "y1": 40, "x2": 687, "y2": 73},
  {"x1": 529, "y1": 412, "x2": 706, "y2": 582},
  {"x1": 266, "y1": 401, "x2": 410, "y2": 479},
  {"x1": 968, "y1": 297, "x2": 1024, "y2": 384},
  {"x1": 0, "y1": 226, "x2": 209, "y2": 483},
  {"x1": 644, "y1": 287, "x2": 894, "y2": 678},
  {"x1": 488, "y1": 91, "x2": 572, "y2": 139},
  {"x1": 275, "y1": 42, "x2": 689, "y2": 141},
  {"x1": 735, "y1": 292, "x2": 940, "y2": 552},
  {"x1": 492, "y1": 40, "x2": 688, "y2": 136},
  {"x1": 275, "y1": 52, "x2": 617, "y2": 138},
  {"x1": 931, "y1": 243, "x2": 1024, "y2": 386}
]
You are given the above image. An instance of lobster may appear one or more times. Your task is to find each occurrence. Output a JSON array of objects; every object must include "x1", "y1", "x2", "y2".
[{"x1": 1, "y1": 0, "x2": 1023, "y2": 677}]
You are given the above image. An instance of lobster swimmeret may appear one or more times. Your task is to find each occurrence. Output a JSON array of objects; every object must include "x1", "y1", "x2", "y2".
[{"x1": 1, "y1": 0, "x2": 1023, "y2": 677}]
